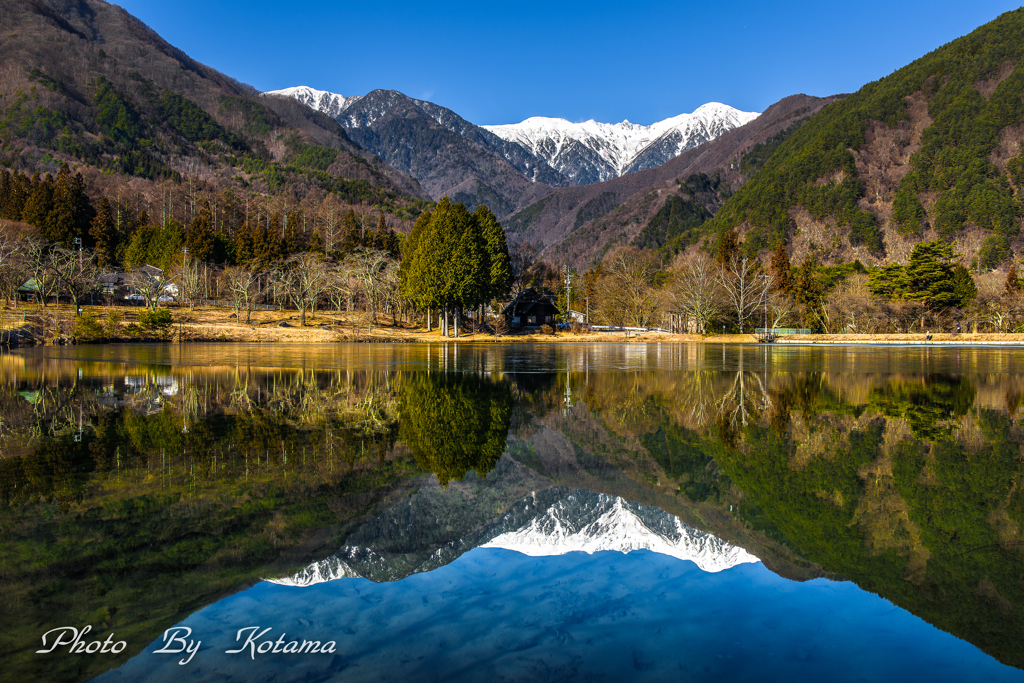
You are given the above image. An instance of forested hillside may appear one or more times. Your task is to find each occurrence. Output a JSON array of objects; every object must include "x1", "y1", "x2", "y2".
[
  {"x1": 507, "y1": 95, "x2": 838, "y2": 267},
  {"x1": 706, "y1": 8, "x2": 1024, "y2": 268},
  {"x1": 0, "y1": 0, "x2": 429, "y2": 265}
]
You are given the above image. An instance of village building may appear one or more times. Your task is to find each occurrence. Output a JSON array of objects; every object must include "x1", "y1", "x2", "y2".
[{"x1": 501, "y1": 288, "x2": 559, "y2": 328}]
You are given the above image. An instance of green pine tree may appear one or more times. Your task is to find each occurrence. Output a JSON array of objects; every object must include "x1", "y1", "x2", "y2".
[
  {"x1": 89, "y1": 197, "x2": 118, "y2": 269},
  {"x1": 770, "y1": 241, "x2": 794, "y2": 295},
  {"x1": 474, "y1": 205, "x2": 513, "y2": 304},
  {"x1": 716, "y1": 228, "x2": 740, "y2": 264},
  {"x1": 21, "y1": 173, "x2": 54, "y2": 233},
  {"x1": 903, "y1": 240, "x2": 957, "y2": 309},
  {"x1": 951, "y1": 265, "x2": 978, "y2": 308},
  {"x1": 185, "y1": 200, "x2": 216, "y2": 262}
]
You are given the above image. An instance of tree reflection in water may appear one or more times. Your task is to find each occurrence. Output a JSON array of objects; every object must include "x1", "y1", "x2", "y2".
[{"x1": 398, "y1": 372, "x2": 514, "y2": 485}]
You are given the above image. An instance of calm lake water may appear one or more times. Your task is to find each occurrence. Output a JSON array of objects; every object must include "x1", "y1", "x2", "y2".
[{"x1": 3, "y1": 342, "x2": 1024, "y2": 682}]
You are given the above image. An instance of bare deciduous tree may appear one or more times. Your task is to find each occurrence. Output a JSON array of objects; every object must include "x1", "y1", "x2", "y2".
[
  {"x1": 174, "y1": 255, "x2": 203, "y2": 311},
  {"x1": 25, "y1": 238, "x2": 57, "y2": 308},
  {"x1": 275, "y1": 253, "x2": 329, "y2": 326},
  {"x1": 668, "y1": 253, "x2": 722, "y2": 334},
  {"x1": 49, "y1": 246, "x2": 99, "y2": 315},
  {"x1": 343, "y1": 248, "x2": 393, "y2": 327},
  {"x1": 598, "y1": 247, "x2": 662, "y2": 328},
  {"x1": 125, "y1": 267, "x2": 171, "y2": 310},
  {"x1": 225, "y1": 266, "x2": 262, "y2": 323},
  {"x1": 0, "y1": 231, "x2": 27, "y2": 307},
  {"x1": 718, "y1": 255, "x2": 773, "y2": 334}
]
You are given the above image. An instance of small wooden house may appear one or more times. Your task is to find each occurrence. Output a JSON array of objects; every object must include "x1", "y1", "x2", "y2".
[{"x1": 502, "y1": 288, "x2": 559, "y2": 328}]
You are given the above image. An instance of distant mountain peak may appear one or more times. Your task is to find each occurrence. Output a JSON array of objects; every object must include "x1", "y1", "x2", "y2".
[
  {"x1": 264, "y1": 85, "x2": 359, "y2": 119},
  {"x1": 482, "y1": 104, "x2": 760, "y2": 183},
  {"x1": 268, "y1": 85, "x2": 759, "y2": 189}
]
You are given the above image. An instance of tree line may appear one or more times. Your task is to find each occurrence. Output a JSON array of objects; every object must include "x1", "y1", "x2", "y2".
[{"x1": 2, "y1": 160, "x2": 1023, "y2": 337}]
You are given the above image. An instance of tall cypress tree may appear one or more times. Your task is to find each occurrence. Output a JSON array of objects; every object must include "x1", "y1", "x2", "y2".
[
  {"x1": 770, "y1": 242, "x2": 794, "y2": 295},
  {"x1": 47, "y1": 164, "x2": 93, "y2": 246},
  {"x1": 474, "y1": 205, "x2": 512, "y2": 304},
  {"x1": 22, "y1": 173, "x2": 54, "y2": 233},
  {"x1": 185, "y1": 200, "x2": 215, "y2": 261},
  {"x1": 716, "y1": 228, "x2": 740, "y2": 264},
  {"x1": 398, "y1": 210, "x2": 431, "y2": 307},
  {"x1": 90, "y1": 197, "x2": 118, "y2": 269},
  {"x1": 0, "y1": 170, "x2": 12, "y2": 220}
]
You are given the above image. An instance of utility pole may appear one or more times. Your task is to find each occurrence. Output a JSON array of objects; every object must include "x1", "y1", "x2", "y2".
[{"x1": 561, "y1": 264, "x2": 572, "y2": 322}]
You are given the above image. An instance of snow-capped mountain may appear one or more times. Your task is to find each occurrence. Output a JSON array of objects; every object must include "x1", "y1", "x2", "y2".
[
  {"x1": 482, "y1": 103, "x2": 760, "y2": 184},
  {"x1": 481, "y1": 494, "x2": 758, "y2": 572},
  {"x1": 266, "y1": 85, "x2": 758, "y2": 190},
  {"x1": 268, "y1": 489, "x2": 758, "y2": 587},
  {"x1": 265, "y1": 87, "x2": 565, "y2": 216},
  {"x1": 266, "y1": 85, "x2": 361, "y2": 120}
]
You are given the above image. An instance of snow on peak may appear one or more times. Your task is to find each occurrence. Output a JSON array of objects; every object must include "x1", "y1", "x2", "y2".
[
  {"x1": 481, "y1": 494, "x2": 758, "y2": 573},
  {"x1": 266, "y1": 555, "x2": 361, "y2": 587},
  {"x1": 482, "y1": 104, "x2": 760, "y2": 182},
  {"x1": 264, "y1": 85, "x2": 360, "y2": 120},
  {"x1": 267, "y1": 491, "x2": 758, "y2": 589}
]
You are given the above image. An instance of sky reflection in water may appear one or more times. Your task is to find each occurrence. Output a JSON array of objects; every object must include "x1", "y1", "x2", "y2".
[{"x1": 98, "y1": 548, "x2": 1022, "y2": 683}]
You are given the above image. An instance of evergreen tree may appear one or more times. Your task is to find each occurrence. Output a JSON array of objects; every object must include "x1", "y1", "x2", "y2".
[
  {"x1": 234, "y1": 224, "x2": 255, "y2": 266},
  {"x1": 868, "y1": 263, "x2": 908, "y2": 300},
  {"x1": 339, "y1": 209, "x2": 362, "y2": 253},
  {"x1": 373, "y1": 212, "x2": 400, "y2": 257},
  {"x1": 148, "y1": 221, "x2": 184, "y2": 271},
  {"x1": 951, "y1": 265, "x2": 978, "y2": 308},
  {"x1": 770, "y1": 241, "x2": 794, "y2": 295},
  {"x1": 48, "y1": 164, "x2": 93, "y2": 245},
  {"x1": 8, "y1": 172, "x2": 32, "y2": 221},
  {"x1": 903, "y1": 240, "x2": 957, "y2": 309},
  {"x1": 716, "y1": 228, "x2": 740, "y2": 264},
  {"x1": 398, "y1": 211, "x2": 431, "y2": 303},
  {"x1": 0, "y1": 170, "x2": 12, "y2": 220},
  {"x1": 185, "y1": 200, "x2": 216, "y2": 262},
  {"x1": 400, "y1": 199, "x2": 514, "y2": 336},
  {"x1": 22, "y1": 173, "x2": 53, "y2": 233},
  {"x1": 282, "y1": 210, "x2": 305, "y2": 255},
  {"x1": 474, "y1": 205, "x2": 512, "y2": 303},
  {"x1": 89, "y1": 197, "x2": 118, "y2": 269},
  {"x1": 793, "y1": 256, "x2": 824, "y2": 330},
  {"x1": 1004, "y1": 263, "x2": 1021, "y2": 298},
  {"x1": 123, "y1": 225, "x2": 156, "y2": 268}
]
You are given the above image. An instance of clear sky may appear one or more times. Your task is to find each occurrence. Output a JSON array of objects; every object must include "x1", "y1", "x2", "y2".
[{"x1": 114, "y1": 0, "x2": 1023, "y2": 125}]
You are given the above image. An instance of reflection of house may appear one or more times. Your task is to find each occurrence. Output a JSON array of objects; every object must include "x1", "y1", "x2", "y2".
[
  {"x1": 502, "y1": 288, "x2": 559, "y2": 328},
  {"x1": 124, "y1": 375, "x2": 179, "y2": 396}
]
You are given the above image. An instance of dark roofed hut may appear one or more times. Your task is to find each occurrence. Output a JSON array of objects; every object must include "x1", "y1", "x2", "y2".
[{"x1": 502, "y1": 288, "x2": 559, "y2": 329}]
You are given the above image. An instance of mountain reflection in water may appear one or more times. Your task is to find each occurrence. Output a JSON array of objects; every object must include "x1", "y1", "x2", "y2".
[{"x1": 2, "y1": 343, "x2": 1024, "y2": 682}]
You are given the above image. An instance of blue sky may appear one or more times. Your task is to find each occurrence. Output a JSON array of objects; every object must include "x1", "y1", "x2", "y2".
[{"x1": 115, "y1": 1, "x2": 1022, "y2": 125}]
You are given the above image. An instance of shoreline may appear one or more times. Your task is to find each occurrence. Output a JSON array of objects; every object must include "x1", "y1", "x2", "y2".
[{"x1": 6, "y1": 306, "x2": 1024, "y2": 346}]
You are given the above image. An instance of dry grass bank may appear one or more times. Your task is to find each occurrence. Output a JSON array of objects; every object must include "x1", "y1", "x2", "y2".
[{"x1": 6, "y1": 304, "x2": 1024, "y2": 345}]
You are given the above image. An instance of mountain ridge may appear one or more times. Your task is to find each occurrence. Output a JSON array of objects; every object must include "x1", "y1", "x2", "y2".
[
  {"x1": 501, "y1": 94, "x2": 839, "y2": 266},
  {"x1": 482, "y1": 102, "x2": 759, "y2": 184},
  {"x1": 0, "y1": 0, "x2": 429, "y2": 210},
  {"x1": 267, "y1": 85, "x2": 757, "y2": 217}
]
